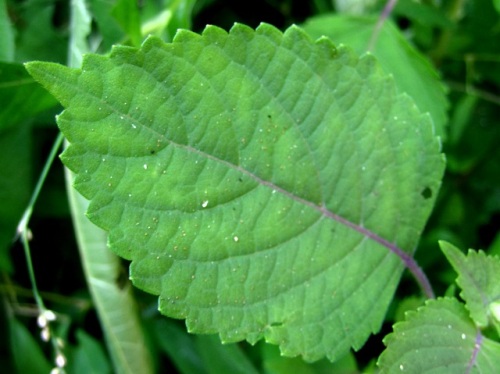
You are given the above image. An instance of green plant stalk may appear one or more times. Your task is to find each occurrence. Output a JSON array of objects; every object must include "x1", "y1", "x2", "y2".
[
  {"x1": 16, "y1": 132, "x2": 64, "y2": 310},
  {"x1": 16, "y1": 131, "x2": 66, "y2": 372}
]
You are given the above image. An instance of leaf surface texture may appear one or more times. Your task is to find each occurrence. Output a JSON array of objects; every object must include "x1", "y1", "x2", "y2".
[{"x1": 26, "y1": 23, "x2": 444, "y2": 361}]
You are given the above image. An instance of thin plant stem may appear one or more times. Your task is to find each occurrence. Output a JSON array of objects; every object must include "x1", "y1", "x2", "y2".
[
  {"x1": 16, "y1": 131, "x2": 64, "y2": 309},
  {"x1": 20, "y1": 230, "x2": 46, "y2": 310},
  {"x1": 16, "y1": 132, "x2": 64, "y2": 244},
  {"x1": 15, "y1": 131, "x2": 66, "y2": 371}
]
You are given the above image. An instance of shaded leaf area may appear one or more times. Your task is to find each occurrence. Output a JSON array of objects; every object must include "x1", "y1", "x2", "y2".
[
  {"x1": 0, "y1": 61, "x2": 58, "y2": 272},
  {"x1": 0, "y1": 122, "x2": 32, "y2": 273},
  {"x1": 8, "y1": 318, "x2": 52, "y2": 374},
  {"x1": 26, "y1": 23, "x2": 444, "y2": 361},
  {"x1": 0, "y1": 0, "x2": 14, "y2": 61},
  {"x1": 150, "y1": 317, "x2": 358, "y2": 374},
  {"x1": 9, "y1": 0, "x2": 68, "y2": 64},
  {"x1": 378, "y1": 297, "x2": 500, "y2": 373},
  {"x1": 301, "y1": 14, "x2": 448, "y2": 139},
  {"x1": 0, "y1": 62, "x2": 58, "y2": 129}
]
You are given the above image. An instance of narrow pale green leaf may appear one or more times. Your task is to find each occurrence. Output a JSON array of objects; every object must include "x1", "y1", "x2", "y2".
[
  {"x1": 440, "y1": 241, "x2": 500, "y2": 329},
  {"x1": 378, "y1": 298, "x2": 500, "y2": 373},
  {"x1": 65, "y1": 175, "x2": 155, "y2": 373},
  {"x1": 26, "y1": 23, "x2": 445, "y2": 361},
  {"x1": 65, "y1": 1, "x2": 154, "y2": 372},
  {"x1": 69, "y1": 0, "x2": 91, "y2": 67},
  {"x1": 302, "y1": 14, "x2": 448, "y2": 139},
  {"x1": 0, "y1": 0, "x2": 14, "y2": 61}
]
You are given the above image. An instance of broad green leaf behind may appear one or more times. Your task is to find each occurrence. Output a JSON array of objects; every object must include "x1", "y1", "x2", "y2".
[
  {"x1": 26, "y1": 23, "x2": 445, "y2": 361},
  {"x1": 302, "y1": 14, "x2": 448, "y2": 140}
]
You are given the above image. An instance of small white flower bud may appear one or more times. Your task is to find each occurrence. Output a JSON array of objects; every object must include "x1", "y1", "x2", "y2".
[
  {"x1": 37, "y1": 314, "x2": 47, "y2": 329},
  {"x1": 55, "y1": 353, "x2": 66, "y2": 368},
  {"x1": 41, "y1": 327, "x2": 50, "y2": 342},
  {"x1": 44, "y1": 310, "x2": 57, "y2": 321}
]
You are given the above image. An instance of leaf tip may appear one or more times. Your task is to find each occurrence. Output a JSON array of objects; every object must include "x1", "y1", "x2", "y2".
[
  {"x1": 439, "y1": 240, "x2": 463, "y2": 258},
  {"x1": 172, "y1": 28, "x2": 202, "y2": 43}
]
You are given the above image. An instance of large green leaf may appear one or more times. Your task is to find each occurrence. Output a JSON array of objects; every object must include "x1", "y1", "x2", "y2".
[
  {"x1": 26, "y1": 23, "x2": 445, "y2": 361},
  {"x1": 378, "y1": 298, "x2": 500, "y2": 373}
]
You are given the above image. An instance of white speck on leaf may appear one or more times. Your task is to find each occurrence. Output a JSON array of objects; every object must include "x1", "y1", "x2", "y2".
[
  {"x1": 399, "y1": 364, "x2": 404, "y2": 370},
  {"x1": 233, "y1": 236, "x2": 239, "y2": 242},
  {"x1": 462, "y1": 333, "x2": 466, "y2": 339},
  {"x1": 143, "y1": 164, "x2": 148, "y2": 170},
  {"x1": 131, "y1": 124, "x2": 137, "y2": 129},
  {"x1": 202, "y1": 200, "x2": 209, "y2": 208}
]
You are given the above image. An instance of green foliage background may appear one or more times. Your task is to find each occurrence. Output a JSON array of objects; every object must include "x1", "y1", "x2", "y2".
[{"x1": 1, "y1": 0, "x2": 499, "y2": 373}]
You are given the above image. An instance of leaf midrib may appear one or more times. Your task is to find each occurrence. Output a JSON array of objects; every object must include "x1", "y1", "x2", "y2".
[{"x1": 52, "y1": 53, "x2": 413, "y2": 267}]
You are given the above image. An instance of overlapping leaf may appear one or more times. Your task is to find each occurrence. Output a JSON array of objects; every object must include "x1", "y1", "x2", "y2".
[
  {"x1": 378, "y1": 298, "x2": 500, "y2": 373},
  {"x1": 302, "y1": 14, "x2": 448, "y2": 139},
  {"x1": 26, "y1": 23, "x2": 445, "y2": 361},
  {"x1": 441, "y1": 241, "x2": 500, "y2": 334}
]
